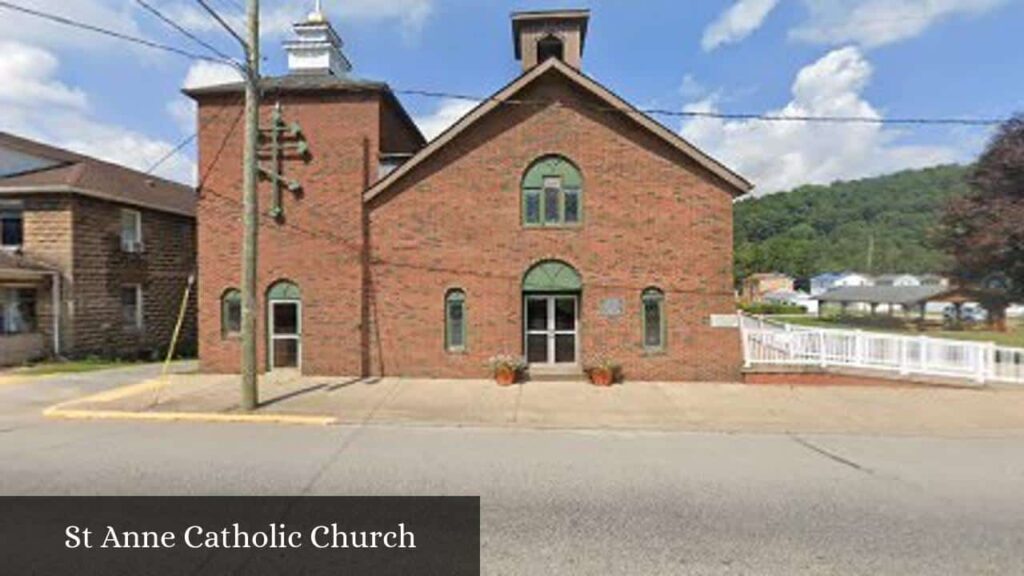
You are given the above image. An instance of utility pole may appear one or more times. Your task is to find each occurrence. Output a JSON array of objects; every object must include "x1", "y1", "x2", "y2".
[
  {"x1": 240, "y1": 0, "x2": 260, "y2": 410},
  {"x1": 865, "y1": 230, "x2": 875, "y2": 274}
]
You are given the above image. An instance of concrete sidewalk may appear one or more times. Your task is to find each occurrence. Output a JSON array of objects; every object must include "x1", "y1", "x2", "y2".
[{"x1": 44, "y1": 371, "x2": 1024, "y2": 436}]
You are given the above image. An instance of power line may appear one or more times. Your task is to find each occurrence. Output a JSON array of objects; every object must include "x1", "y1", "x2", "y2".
[
  {"x1": 393, "y1": 88, "x2": 1007, "y2": 127},
  {"x1": 193, "y1": 0, "x2": 247, "y2": 50},
  {"x1": 134, "y1": 0, "x2": 241, "y2": 66},
  {"x1": 2, "y1": 2, "x2": 1003, "y2": 129},
  {"x1": 0, "y1": 1, "x2": 230, "y2": 65},
  {"x1": 145, "y1": 94, "x2": 245, "y2": 176}
]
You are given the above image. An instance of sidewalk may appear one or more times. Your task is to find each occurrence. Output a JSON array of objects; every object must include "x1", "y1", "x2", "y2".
[{"x1": 44, "y1": 371, "x2": 1024, "y2": 436}]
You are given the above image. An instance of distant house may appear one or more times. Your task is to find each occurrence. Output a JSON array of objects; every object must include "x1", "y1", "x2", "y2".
[
  {"x1": 0, "y1": 132, "x2": 196, "y2": 366},
  {"x1": 741, "y1": 273, "x2": 794, "y2": 303},
  {"x1": 918, "y1": 274, "x2": 950, "y2": 287},
  {"x1": 875, "y1": 274, "x2": 920, "y2": 287},
  {"x1": 810, "y1": 272, "x2": 872, "y2": 295},
  {"x1": 763, "y1": 290, "x2": 818, "y2": 315}
]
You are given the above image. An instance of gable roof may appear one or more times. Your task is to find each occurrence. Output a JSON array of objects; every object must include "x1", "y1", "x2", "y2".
[
  {"x1": 364, "y1": 58, "x2": 752, "y2": 202},
  {"x1": 0, "y1": 132, "x2": 195, "y2": 217}
]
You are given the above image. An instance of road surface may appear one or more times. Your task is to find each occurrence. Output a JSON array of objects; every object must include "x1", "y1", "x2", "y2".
[{"x1": 1, "y1": 364, "x2": 1023, "y2": 575}]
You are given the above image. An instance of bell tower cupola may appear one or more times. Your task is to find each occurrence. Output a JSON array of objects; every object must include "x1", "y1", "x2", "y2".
[
  {"x1": 283, "y1": 0, "x2": 352, "y2": 77},
  {"x1": 512, "y1": 9, "x2": 590, "y2": 72}
]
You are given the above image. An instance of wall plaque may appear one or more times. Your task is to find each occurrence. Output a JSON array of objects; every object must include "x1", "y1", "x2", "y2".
[{"x1": 599, "y1": 298, "x2": 624, "y2": 317}]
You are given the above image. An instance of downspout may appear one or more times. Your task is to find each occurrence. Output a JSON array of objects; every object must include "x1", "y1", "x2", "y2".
[{"x1": 49, "y1": 271, "x2": 61, "y2": 357}]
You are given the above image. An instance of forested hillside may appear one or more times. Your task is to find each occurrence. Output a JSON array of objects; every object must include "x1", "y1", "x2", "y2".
[{"x1": 733, "y1": 165, "x2": 971, "y2": 282}]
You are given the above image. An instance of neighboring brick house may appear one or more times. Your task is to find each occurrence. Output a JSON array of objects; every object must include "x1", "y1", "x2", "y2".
[
  {"x1": 0, "y1": 132, "x2": 196, "y2": 365},
  {"x1": 188, "y1": 8, "x2": 751, "y2": 381}
]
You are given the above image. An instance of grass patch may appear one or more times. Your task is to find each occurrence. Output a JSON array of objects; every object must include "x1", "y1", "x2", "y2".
[
  {"x1": 775, "y1": 315, "x2": 1024, "y2": 348},
  {"x1": 9, "y1": 358, "x2": 144, "y2": 376}
]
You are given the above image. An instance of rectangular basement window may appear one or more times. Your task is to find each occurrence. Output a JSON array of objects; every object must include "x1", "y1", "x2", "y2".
[{"x1": 121, "y1": 285, "x2": 143, "y2": 330}]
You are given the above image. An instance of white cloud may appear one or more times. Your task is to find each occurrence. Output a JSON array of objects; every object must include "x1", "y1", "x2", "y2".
[
  {"x1": 680, "y1": 46, "x2": 958, "y2": 194},
  {"x1": 182, "y1": 61, "x2": 242, "y2": 90},
  {"x1": 0, "y1": 42, "x2": 88, "y2": 109},
  {"x1": 702, "y1": 0, "x2": 780, "y2": 51},
  {"x1": 0, "y1": 0, "x2": 141, "y2": 50},
  {"x1": 413, "y1": 98, "x2": 477, "y2": 141},
  {"x1": 0, "y1": 42, "x2": 194, "y2": 184},
  {"x1": 161, "y1": 0, "x2": 434, "y2": 39},
  {"x1": 791, "y1": 0, "x2": 1009, "y2": 48}
]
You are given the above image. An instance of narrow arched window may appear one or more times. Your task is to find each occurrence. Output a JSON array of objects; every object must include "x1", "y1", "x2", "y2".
[
  {"x1": 522, "y1": 155, "x2": 582, "y2": 227},
  {"x1": 445, "y1": 289, "x2": 466, "y2": 352},
  {"x1": 642, "y1": 288, "x2": 665, "y2": 351},
  {"x1": 221, "y1": 288, "x2": 241, "y2": 337}
]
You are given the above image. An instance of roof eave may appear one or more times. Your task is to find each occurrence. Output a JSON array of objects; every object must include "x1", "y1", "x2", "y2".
[{"x1": 0, "y1": 185, "x2": 195, "y2": 218}]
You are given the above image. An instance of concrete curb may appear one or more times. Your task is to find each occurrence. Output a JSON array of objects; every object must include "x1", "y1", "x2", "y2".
[
  {"x1": 41, "y1": 378, "x2": 338, "y2": 427},
  {"x1": 42, "y1": 406, "x2": 337, "y2": 426}
]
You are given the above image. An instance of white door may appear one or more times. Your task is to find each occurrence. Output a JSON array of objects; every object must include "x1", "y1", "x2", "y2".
[
  {"x1": 525, "y1": 295, "x2": 578, "y2": 365},
  {"x1": 269, "y1": 300, "x2": 301, "y2": 370}
]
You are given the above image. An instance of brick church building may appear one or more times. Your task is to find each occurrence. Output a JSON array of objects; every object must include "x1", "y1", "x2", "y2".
[{"x1": 187, "y1": 8, "x2": 751, "y2": 381}]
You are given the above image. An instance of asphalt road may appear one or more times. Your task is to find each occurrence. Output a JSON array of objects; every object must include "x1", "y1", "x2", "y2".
[{"x1": 2, "y1": 365, "x2": 1023, "y2": 575}]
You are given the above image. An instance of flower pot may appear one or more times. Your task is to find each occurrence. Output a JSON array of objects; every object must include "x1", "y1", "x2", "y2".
[
  {"x1": 494, "y1": 367, "x2": 517, "y2": 386},
  {"x1": 589, "y1": 368, "x2": 614, "y2": 387}
]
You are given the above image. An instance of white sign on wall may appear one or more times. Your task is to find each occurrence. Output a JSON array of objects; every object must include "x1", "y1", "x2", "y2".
[
  {"x1": 709, "y1": 314, "x2": 740, "y2": 328},
  {"x1": 599, "y1": 298, "x2": 624, "y2": 317}
]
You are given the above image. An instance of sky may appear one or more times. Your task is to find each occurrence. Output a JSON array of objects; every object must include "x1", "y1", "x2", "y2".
[{"x1": 0, "y1": 0, "x2": 1022, "y2": 194}]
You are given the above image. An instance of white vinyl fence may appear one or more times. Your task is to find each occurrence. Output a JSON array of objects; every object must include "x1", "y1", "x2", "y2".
[{"x1": 740, "y1": 315, "x2": 1024, "y2": 385}]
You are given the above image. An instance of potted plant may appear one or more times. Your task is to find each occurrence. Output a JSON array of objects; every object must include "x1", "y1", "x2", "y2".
[
  {"x1": 488, "y1": 354, "x2": 525, "y2": 386},
  {"x1": 586, "y1": 358, "x2": 620, "y2": 387}
]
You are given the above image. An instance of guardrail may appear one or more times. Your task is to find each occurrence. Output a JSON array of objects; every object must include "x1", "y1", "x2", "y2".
[{"x1": 740, "y1": 315, "x2": 1024, "y2": 385}]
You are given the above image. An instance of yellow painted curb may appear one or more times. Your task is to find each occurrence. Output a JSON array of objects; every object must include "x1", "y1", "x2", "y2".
[
  {"x1": 42, "y1": 377, "x2": 336, "y2": 427},
  {"x1": 43, "y1": 406, "x2": 337, "y2": 426}
]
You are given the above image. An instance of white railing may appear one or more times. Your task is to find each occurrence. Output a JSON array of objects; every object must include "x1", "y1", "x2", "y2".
[{"x1": 740, "y1": 315, "x2": 1024, "y2": 385}]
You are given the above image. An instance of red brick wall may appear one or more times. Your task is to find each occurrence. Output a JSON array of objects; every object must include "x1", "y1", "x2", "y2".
[
  {"x1": 366, "y1": 75, "x2": 741, "y2": 381},
  {"x1": 194, "y1": 92, "x2": 381, "y2": 375}
]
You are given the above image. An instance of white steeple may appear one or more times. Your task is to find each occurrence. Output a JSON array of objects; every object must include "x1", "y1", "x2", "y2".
[{"x1": 283, "y1": 1, "x2": 352, "y2": 77}]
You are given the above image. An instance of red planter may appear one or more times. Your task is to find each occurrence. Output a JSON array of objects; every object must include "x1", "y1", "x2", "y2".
[
  {"x1": 589, "y1": 368, "x2": 614, "y2": 387},
  {"x1": 494, "y1": 367, "x2": 517, "y2": 386}
]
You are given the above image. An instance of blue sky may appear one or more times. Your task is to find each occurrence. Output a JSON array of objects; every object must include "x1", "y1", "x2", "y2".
[{"x1": 1, "y1": 0, "x2": 1022, "y2": 193}]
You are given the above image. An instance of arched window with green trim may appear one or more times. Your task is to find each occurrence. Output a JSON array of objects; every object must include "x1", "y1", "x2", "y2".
[
  {"x1": 522, "y1": 155, "x2": 582, "y2": 227},
  {"x1": 642, "y1": 288, "x2": 665, "y2": 351},
  {"x1": 445, "y1": 289, "x2": 466, "y2": 352},
  {"x1": 221, "y1": 288, "x2": 241, "y2": 337}
]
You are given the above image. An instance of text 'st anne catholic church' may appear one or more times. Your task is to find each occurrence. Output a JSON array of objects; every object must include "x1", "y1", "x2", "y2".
[{"x1": 186, "y1": 6, "x2": 752, "y2": 381}]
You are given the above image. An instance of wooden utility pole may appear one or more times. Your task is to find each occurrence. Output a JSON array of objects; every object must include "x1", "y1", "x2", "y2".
[{"x1": 240, "y1": 0, "x2": 260, "y2": 410}]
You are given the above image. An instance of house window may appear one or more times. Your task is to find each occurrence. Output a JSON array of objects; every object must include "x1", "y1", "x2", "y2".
[
  {"x1": 0, "y1": 288, "x2": 37, "y2": 335},
  {"x1": 642, "y1": 288, "x2": 665, "y2": 351},
  {"x1": 445, "y1": 289, "x2": 466, "y2": 352},
  {"x1": 121, "y1": 285, "x2": 143, "y2": 330},
  {"x1": 522, "y1": 155, "x2": 582, "y2": 227},
  {"x1": 221, "y1": 289, "x2": 242, "y2": 337},
  {"x1": 1, "y1": 210, "x2": 23, "y2": 248},
  {"x1": 120, "y1": 209, "x2": 142, "y2": 253}
]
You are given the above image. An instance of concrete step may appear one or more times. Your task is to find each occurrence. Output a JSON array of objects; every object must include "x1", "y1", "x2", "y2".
[{"x1": 527, "y1": 364, "x2": 587, "y2": 382}]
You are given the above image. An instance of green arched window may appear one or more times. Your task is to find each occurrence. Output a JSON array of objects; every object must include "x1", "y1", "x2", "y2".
[
  {"x1": 445, "y1": 289, "x2": 466, "y2": 352},
  {"x1": 642, "y1": 288, "x2": 665, "y2": 351},
  {"x1": 522, "y1": 155, "x2": 582, "y2": 227},
  {"x1": 221, "y1": 288, "x2": 241, "y2": 337},
  {"x1": 267, "y1": 281, "x2": 301, "y2": 301}
]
